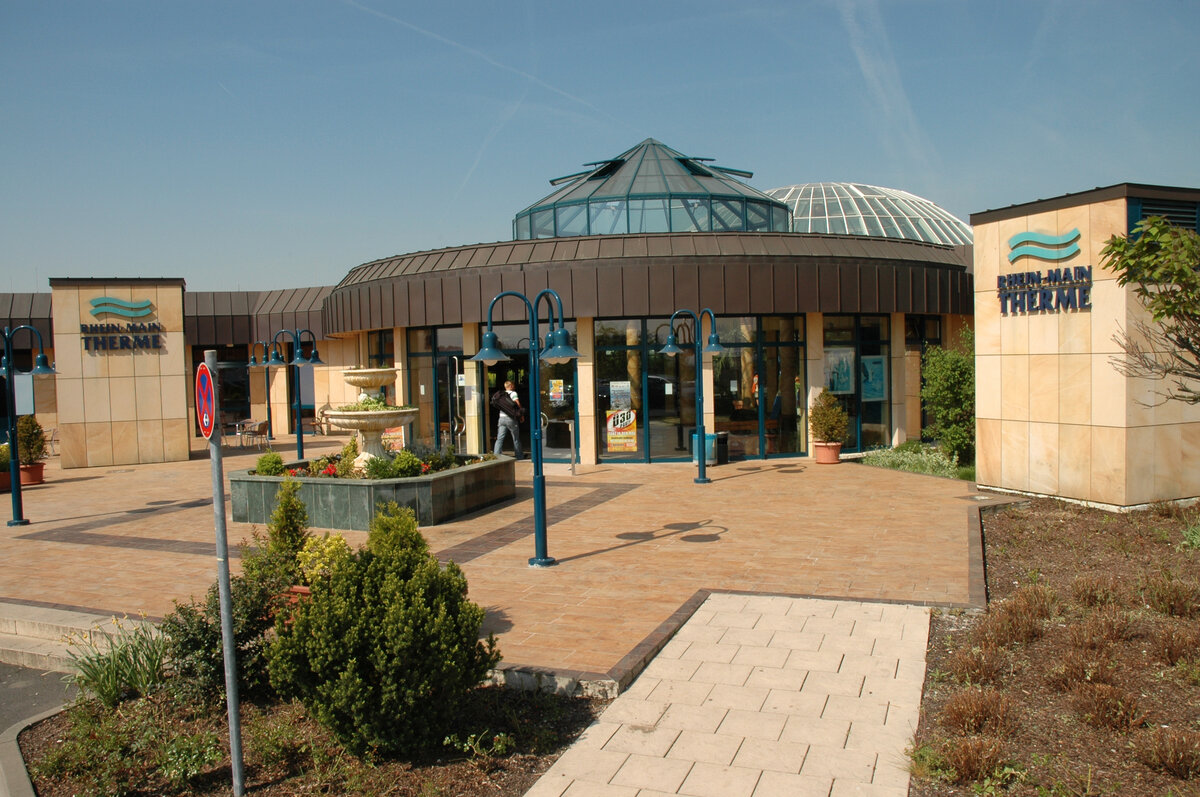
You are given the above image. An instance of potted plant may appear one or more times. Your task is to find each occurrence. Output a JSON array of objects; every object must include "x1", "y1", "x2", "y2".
[
  {"x1": 809, "y1": 389, "x2": 849, "y2": 464},
  {"x1": 0, "y1": 443, "x2": 10, "y2": 492},
  {"x1": 17, "y1": 414, "x2": 47, "y2": 485}
]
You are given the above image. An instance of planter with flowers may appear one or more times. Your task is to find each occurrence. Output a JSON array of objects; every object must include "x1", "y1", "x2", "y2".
[
  {"x1": 809, "y1": 389, "x2": 850, "y2": 465},
  {"x1": 230, "y1": 439, "x2": 515, "y2": 529},
  {"x1": 0, "y1": 443, "x2": 10, "y2": 493}
]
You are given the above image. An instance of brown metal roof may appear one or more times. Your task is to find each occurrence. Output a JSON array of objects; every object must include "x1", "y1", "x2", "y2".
[
  {"x1": 326, "y1": 232, "x2": 972, "y2": 334},
  {"x1": 0, "y1": 293, "x2": 53, "y2": 346},
  {"x1": 970, "y1": 183, "x2": 1200, "y2": 225}
]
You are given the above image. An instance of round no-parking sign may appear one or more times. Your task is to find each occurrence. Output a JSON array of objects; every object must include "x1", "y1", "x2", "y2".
[{"x1": 196, "y1": 363, "x2": 216, "y2": 439}]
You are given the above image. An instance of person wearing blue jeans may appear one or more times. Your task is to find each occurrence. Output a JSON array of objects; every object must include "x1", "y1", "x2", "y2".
[{"x1": 493, "y1": 380, "x2": 523, "y2": 459}]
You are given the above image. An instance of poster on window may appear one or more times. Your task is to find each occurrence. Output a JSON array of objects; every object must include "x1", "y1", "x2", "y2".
[
  {"x1": 824, "y1": 348, "x2": 855, "y2": 394},
  {"x1": 549, "y1": 379, "x2": 564, "y2": 403},
  {"x1": 606, "y1": 408, "x2": 638, "y2": 452},
  {"x1": 860, "y1": 356, "x2": 887, "y2": 401},
  {"x1": 609, "y1": 380, "x2": 632, "y2": 409}
]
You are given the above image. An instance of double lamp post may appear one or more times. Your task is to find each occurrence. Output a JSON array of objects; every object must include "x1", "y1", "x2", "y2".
[
  {"x1": 470, "y1": 289, "x2": 579, "y2": 567},
  {"x1": 248, "y1": 329, "x2": 321, "y2": 459}
]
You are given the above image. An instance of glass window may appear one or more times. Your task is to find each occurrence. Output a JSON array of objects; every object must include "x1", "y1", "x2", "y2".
[
  {"x1": 628, "y1": 199, "x2": 670, "y2": 233},
  {"x1": 594, "y1": 319, "x2": 643, "y2": 348},
  {"x1": 515, "y1": 214, "x2": 531, "y2": 240},
  {"x1": 367, "y1": 329, "x2": 394, "y2": 367},
  {"x1": 823, "y1": 316, "x2": 854, "y2": 343},
  {"x1": 556, "y1": 203, "x2": 588, "y2": 237},
  {"x1": 486, "y1": 322, "x2": 532, "y2": 351},
  {"x1": 761, "y1": 315, "x2": 805, "y2": 345},
  {"x1": 712, "y1": 199, "x2": 743, "y2": 231},
  {"x1": 407, "y1": 328, "x2": 434, "y2": 354},
  {"x1": 772, "y1": 205, "x2": 790, "y2": 232},
  {"x1": 532, "y1": 208, "x2": 555, "y2": 238},
  {"x1": 715, "y1": 317, "x2": 756, "y2": 345},
  {"x1": 648, "y1": 315, "x2": 695, "y2": 346},
  {"x1": 589, "y1": 201, "x2": 627, "y2": 235},
  {"x1": 670, "y1": 198, "x2": 709, "y2": 232},
  {"x1": 595, "y1": 348, "x2": 644, "y2": 461},
  {"x1": 859, "y1": 316, "x2": 887, "y2": 342},
  {"x1": 746, "y1": 201, "x2": 771, "y2": 232},
  {"x1": 436, "y1": 327, "x2": 463, "y2": 352}
]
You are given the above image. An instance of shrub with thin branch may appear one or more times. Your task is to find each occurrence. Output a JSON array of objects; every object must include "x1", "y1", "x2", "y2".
[
  {"x1": 1072, "y1": 683, "x2": 1146, "y2": 730},
  {"x1": 1045, "y1": 649, "x2": 1118, "y2": 692},
  {"x1": 1067, "y1": 606, "x2": 1135, "y2": 650},
  {"x1": 972, "y1": 588, "x2": 1054, "y2": 648},
  {"x1": 1135, "y1": 727, "x2": 1200, "y2": 779},
  {"x1": 1141, "y1": 571, "x2": 1200, "y2": 618},
  {"x1": 1157, "y1": 626, "x2": 1200, "y2": 666},
  {"x1": 940, "y1": 736, "x2": 1006, "y2": 784},
  {"x1": 942, "y1": 687, "x2": 1016, "y2": 736},
  {"x1": 1071, "y1": 573, "x2": 1121, "y2": 607},
  {"x1": 946, "y1": 644, "x2": 1007, "y2": 685}
]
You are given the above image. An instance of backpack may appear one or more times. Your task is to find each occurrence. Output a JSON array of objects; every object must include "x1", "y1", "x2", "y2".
[{"x1": 491, "y1": 389, "x2": 522, "y2": 421}]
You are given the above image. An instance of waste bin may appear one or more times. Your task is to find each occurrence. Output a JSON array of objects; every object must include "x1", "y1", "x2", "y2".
[
  {"x1": 715, "y1": 431, "x2": 729, "y2": 465},
  {"x1": 690, "y1": 432, "x2": 717, "y2": 465}
]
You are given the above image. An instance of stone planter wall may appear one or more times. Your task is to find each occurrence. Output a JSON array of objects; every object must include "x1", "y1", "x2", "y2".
[{"x1": 230, "y1": 456, "x2": 515, "y2": 530}]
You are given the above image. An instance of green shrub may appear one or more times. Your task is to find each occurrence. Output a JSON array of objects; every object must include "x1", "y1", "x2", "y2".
[
  {"x1": 161, "y1": 573, "x2": 279, "y2": 704},
  {"x1": 30, "y1": 699, "x2": 159, "y2": 795},
  {"x1": 268, "y1": 503, "x2": 501, "y2": 756},
  {"x1": 255, "y1": 450, "x2": 285, "y2": 476},
  {"x1": 809, "y1": 389, "x2": 849, "y2": 443},
  {"x1": 66, "y1": 617, "x2": 167, "y2": 707},
  {"x1": 297, "y1": 533, "x2": 353, "y2": 584},
  {"x1": 861, "y1": 443, "x2": 959, "y2": 478},
  {"x1": 0, "y1": 442, "x2": 9, "y2": 468},
  {"x1": 921, "y1": 328, "x2": 975, "y2": 464},
  {"x1": 335, "y1": 438, "x2": 359, "y2": 478},
  {"x1": 17, "y1": 414, "x2": 46, "y2": 463},
  {"x1": 242, "y1": 478, "x2": 311, "y2": 591}
]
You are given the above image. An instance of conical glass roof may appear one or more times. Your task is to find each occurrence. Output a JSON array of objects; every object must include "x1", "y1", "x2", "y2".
[
  {"x1": 514, "y1": 139, "x2": 791, "y2": 239},
  {"x1": 767, "y1": 182, "x2": 972, "y2": 246}
]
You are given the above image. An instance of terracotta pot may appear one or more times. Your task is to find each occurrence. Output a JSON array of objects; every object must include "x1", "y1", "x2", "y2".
[
  {"x1": 813, "y1": 441, "x2": 843, "y2": 465},
  {"x1": 19, "y1": 462, "x2": 45, "y2": 485}
]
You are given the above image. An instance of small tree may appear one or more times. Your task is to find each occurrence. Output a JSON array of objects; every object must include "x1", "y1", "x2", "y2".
[
  {"x1": 17, "y1": 415, "x2": 46, "y2": 464},
  {"x1": 1101, "y1": 215, "x2": 1200, "y2": 405},
  {"x1": 921, "y1": 328, "x2": 975, "y2": 464},
  {"x1": 268, "y1": 503, "x2": 500, "y2": 757}
]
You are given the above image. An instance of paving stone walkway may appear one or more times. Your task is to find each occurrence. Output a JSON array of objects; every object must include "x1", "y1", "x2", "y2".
[{"x1": 525, "y1": 593, "x2": 928, "y2": 797}]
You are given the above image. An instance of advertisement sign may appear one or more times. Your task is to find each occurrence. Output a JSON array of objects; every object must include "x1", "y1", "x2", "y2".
[
  {"x1": 549, "y1": 379, "x2": 564, "y2": 402},
  {"x1": 609, "y1": 380, "x2": 632, "y2": 409},
  {"x1": 860, "y1": 356, "x2": 887, "y2": 401},
  {"x1": 824, "y1": 348, "x2": 855, "y2": 394},
  {"x1": 606, "y1": 408, "x2": 638, "y2": 452}
]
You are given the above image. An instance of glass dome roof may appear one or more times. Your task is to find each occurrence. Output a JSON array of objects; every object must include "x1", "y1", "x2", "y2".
[
  {"x1": 767, "y1": 183, "x2": 972, "y2": 246},
  {"x1": 514, "y1": 139, "x2": 790, "y2": 240}
]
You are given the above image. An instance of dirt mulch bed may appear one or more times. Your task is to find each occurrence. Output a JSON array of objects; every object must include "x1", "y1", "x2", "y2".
[
  {"x1": 20, "y1": 685, "x2": 607, "y2": 796},
  {"x1": 911, "y1": 497, "x2": 1200, "y2": 796}
]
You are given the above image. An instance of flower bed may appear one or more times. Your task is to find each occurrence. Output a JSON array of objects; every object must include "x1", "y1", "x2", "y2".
[{"x1": 230, "y1": 455, "x2": 516, "y2": 529}]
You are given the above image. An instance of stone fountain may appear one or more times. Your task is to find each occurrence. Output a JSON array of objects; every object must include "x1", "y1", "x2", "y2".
[{"x1": 322, "y1": 368, "x2": 418, "y2": 461}]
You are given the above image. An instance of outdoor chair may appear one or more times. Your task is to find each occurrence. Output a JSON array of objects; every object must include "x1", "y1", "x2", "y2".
[{"x1": 237, "y1": 419, "x2": 269, "y2": 449}]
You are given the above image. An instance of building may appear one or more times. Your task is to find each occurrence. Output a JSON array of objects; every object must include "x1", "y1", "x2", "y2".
[
  {"x1": 971, "y1": 183, "x2": 1200, "y2": 508},
  {"x1": 4, "y1": 138, "x2": 975, "y2": 472}
]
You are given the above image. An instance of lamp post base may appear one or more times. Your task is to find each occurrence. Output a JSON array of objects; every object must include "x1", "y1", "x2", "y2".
[
  {"x1": 693, "y1": 477, "x2": 711, "y2": 484},
  {"x1": 528, "y1": 556, "x2": 558, "y2": 568},
  {"x1": 7, "y1": 519, "x2": 30, "y2": 527}
]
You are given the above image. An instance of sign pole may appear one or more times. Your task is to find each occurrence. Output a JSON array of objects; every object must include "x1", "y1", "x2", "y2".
[{"x1": 198, "y1": 351, "x2": 245, "y2": 796}]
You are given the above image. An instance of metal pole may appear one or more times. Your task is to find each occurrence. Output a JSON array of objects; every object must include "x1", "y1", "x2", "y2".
[
  {"x1": 264, "y1": 364, "x2": 274, "y2": 440},
  {"x1": 293, "y1": 358, "x2": 304, "y2": 459},
  {"x1": 4, "y1": 330, "x2": 28, "y2": 526},
  {"x1": 694, "y1": 325, "x2": 709, "y2": 484},
  {"x1": 204, "y1": 350, "x2": 245, "y2": 796},
  {"x1": 527, "y1": 311, "x2": 554, "y2": 566}
]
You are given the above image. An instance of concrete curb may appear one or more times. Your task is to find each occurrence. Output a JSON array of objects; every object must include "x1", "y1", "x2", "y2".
[{"x1": 0, "y1": 705, "x2": 65, "y2": 797}]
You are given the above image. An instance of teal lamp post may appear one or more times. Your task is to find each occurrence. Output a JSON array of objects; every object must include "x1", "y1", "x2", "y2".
[
  {"x1": 247, "y1": 341, "x2": 275, "y2": 441},
  {"x1": 265, "y1": 329, "x2": 322, "y2": 459},
  {"x1": 659, "y1": 309, "x2": 723, "y2": 484},
  {"x1": 3, "y1": 326, "x2": 56, "y2": 526},
  {"x1": 470, "y1": 289, "x2": 579, "y2": 567}
]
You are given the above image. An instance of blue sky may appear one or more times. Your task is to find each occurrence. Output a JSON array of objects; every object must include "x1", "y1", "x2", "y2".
[{"x1": 3, "y1": 0, "x2": 1198, "y2": 294}]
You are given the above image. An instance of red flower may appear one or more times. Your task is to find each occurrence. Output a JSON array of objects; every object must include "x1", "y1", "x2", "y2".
[
  {"x1": 421, "y1": 462, "x2": 431, "y2": 473},
  {"x1": 288, "y1": 468, "x2": 302, "y2": 476},
  {"x1": 323, "y1": 464, "x2": 337, "y2": 476}
]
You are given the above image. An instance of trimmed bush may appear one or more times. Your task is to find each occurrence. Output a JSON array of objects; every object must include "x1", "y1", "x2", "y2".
[
  {"x1": 255, "y1": 451, "x2": 285, "y2": 476},
  {"x1": 17, "y1": 414, "x2": 46, "y2": 464},
  {"x1": 809, "y1": 389, "x2": 849, "y2": 443},
  {"x1": 268, "y1": 503, "x2": 501, "y2": 756}
]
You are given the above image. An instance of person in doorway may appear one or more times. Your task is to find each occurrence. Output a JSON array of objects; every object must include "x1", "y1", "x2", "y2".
[{"x1": 492, "y1": 380, "x2": 523, "y2": 459}]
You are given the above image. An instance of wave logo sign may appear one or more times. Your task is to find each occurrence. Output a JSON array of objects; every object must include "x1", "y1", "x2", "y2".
[
  {"x1": 89, "y1": 297, "x2": 154, "y2": 319},
  {"x1": 1007, "y1": 228, "x2": 1081, "y2": 264}
]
